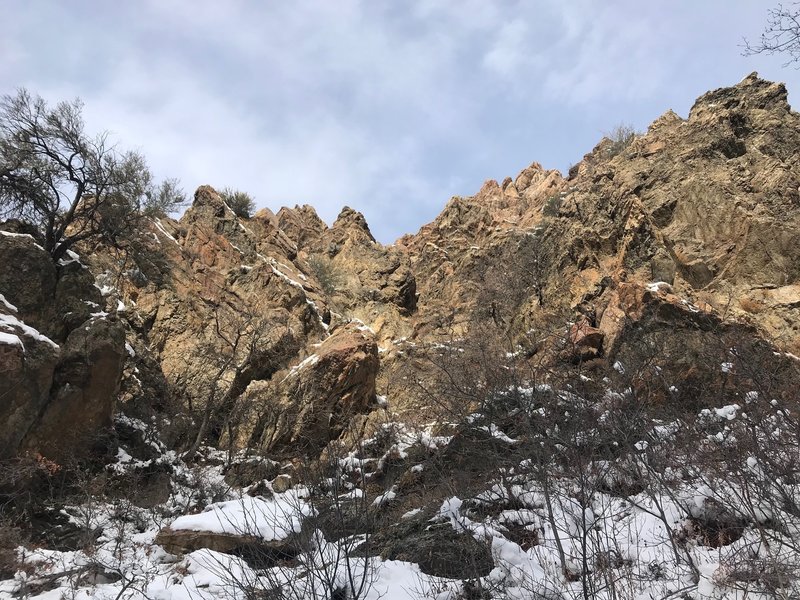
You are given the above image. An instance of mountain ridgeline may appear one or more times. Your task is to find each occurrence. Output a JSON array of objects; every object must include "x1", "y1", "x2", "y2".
[{"x1": 2, "y1": 73, "x2": 800, "y2": 598}]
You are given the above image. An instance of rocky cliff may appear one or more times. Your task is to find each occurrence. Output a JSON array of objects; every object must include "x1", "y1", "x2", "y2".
[
  {"x1": 3, "y1": 72, "x2": 798, "y2": 463},
  {"x1": 3, "y1": 73, "x2": 800, "y2": 599}
]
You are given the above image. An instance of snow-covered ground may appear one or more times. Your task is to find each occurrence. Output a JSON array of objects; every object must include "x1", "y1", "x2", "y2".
[{"x1": 2, "y1": 381, "x2": 799, "y2": 600}]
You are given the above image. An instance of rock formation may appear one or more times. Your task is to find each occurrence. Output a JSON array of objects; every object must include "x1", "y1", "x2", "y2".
[
  {"x1": 2, "y1": 71, "x2": 799, "y2": 466},
  {"x1": 0, "y1": 231, "x2": 125, "y2": 460},
  {"x1": 3, "y1": 72, "x2": 800, "y2": 600}
]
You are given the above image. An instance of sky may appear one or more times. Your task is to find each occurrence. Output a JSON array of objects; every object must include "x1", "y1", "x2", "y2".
[{"x1": 2, "y1": 1, "x2": 799, "y2": 243}]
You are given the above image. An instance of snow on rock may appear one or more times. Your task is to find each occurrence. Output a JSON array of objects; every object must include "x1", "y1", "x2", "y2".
[
  {"x1": 0, "y1": 293, "x2": 18, "y2": 313},
  {"x1": 57, "y1": 249, "x2": 83, "y2": 267},
  {"x1": 372, "y1": 486, "x2": 397, "y2": 507},
  {"x1": 282, "y1": 353, "x2": 320, "y2": 381},
  {"x1": 0, "y1": 331, "x2": 23, "y2": 349},
  {"x1": 0, "y1": 312, "x2": 59, "y2": 349},
  {"x1": 153, "y1": 218, "x2": 180, "y2": 245},
  {"x1": 169, "y1": 491, "x2": 312, "y2": 542},
  {"x1": 0, "y1": 230, "x2": 45, "y2": 251}
]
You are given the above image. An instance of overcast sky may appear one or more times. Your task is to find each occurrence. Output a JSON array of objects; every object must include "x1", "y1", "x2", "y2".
[{"x1": 3, "y1": 1, "x2": 799, "y2": 242}]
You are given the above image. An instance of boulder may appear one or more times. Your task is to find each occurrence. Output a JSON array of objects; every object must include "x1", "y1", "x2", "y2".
[
  {"x1": 566, "y1": 319, "x2": 604, "y2": 362},
  {"x1": 155, "y1": 528, "x2": 303, "y2": 568},
  {"x1": 0, "y1": 307, "x2": 60, "y2": 459},
  {"x1": 251, "y1": 323, "x2": 380, "y2": 455},
  {"x1": 0, "y1": 229, "x2": 128, "y2": 461},
  {"x1": 22, "y1": 316, "x2": 126, "y2": 460}
]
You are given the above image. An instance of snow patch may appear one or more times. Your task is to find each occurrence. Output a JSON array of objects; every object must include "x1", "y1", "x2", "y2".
[
  {"x1": 0, "y1": 293, "x2": 18, "y2": 313},
  {"x1": 0, "y1": 313, "x2": 59, "y2": 349},
  {"x1": 0, "y1": 331, "x2": 24, "y2": 349},
  {"x1": 170, "y1": 492, "x2": 312, "y2": 542}
]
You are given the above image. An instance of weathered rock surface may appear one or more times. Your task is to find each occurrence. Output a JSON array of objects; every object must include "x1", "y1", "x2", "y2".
[
  {"x1": 399, "y1": 73, "x2": 800, "y2": 355},
  {"x1": 155, "y1": 528, "x2": 303, "y2": 567},
  {"x1": 0, "y1": 231, "x2": 125, "y2": 460},
  {"x1": 23, "y1": 316, "x2": 126, "y2": 459},
  {"x1": 244, "y1": 323, "x2": 380, "y2": 455},
  {"x1": 0, "y1": 303, "x2": 59, "y2": 460},
  {"x1": 0, "y1": 231, "x2": 57, "y2": 337},
  {"x1": 6, "y1": 73, "x2": 800, "y2": 466}
]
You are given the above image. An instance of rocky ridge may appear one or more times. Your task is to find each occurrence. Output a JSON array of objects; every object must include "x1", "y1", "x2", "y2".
[
  {"x1": 3, "y1": 72, "x2": 799, "y2": 460},
  {"x1": 2, "y1": 72, "x2": 800, "y2": 599}
]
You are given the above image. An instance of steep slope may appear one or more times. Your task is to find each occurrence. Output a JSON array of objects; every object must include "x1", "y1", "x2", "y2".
[
  {"x1": 3, "y1": 72, "x2": 800, "y2": 600},
  {"x1": 400, "y1": 73, "x2": 800, "y2": 353}
]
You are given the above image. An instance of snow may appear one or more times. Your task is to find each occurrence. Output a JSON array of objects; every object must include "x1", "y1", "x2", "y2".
[
  {"x1": 721, "y1": 361, "x2": 734, "y2": 373},
  {"x1": 372, "y1": 487, "x2": 397, "y2": 507},
  {"x1": 153, "y1": 219, "x2": 180, "y2": 245},
  {"x1": 0, "y1": 230, "x2": 45, "y2": 251},
  {"x1": 170, "y1": 492, "x2": 312, "y2": 542},
  {"x1": 479, "y1": 423, "x2": 518, "y2": 444},
  {"x1": 0, "y1": 293, "x2": 17, "y2": 313},
  {"x1": 646, "y1": 281, "x2": 671, "y2": 293},
  {"x1": 57, "y1": 249, "x2": 82, "y2": 266},
  {"x1": 282, "y1": 353, "x2": 320, "y2": 381},
  {"x1": 125, "y1": 341, "x2": 136, "y2": 357},
  {"x1": 0, "y1": 313, "x2": 59, "y2": 349},
  {"x1": 0, "y1": 230, "x2": 35, "y2": 239},
  {"x1": 0, "y1": 331, "x2": 23, "y2": 349},
  {"x1": 350, "y1": 316, "x2": 375, "y2": 334},
  {"x1": 714, "y1": 404, "x2": 740, "y2": 420},
  {"x1": 5, "y1": 373, "x2": 800, "y2": 600}
]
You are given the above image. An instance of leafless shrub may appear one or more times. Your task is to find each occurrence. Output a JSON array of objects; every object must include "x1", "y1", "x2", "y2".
[{"x1": 604, "y1": 123, "x2": 637, "y2": 157}]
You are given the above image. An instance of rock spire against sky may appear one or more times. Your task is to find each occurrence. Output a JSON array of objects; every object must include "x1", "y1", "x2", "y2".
[{"x1": 3, "y1": 1, "x2": 799, "y2": 242}]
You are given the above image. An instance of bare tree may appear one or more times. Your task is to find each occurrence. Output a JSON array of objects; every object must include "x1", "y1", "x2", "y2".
[
  {"x1": 0, "y1": 88, "x2": 186, "y2": 261},
  {"x1": 181, "y1": 307, "x2": 281, "y2": 462},
  {"x1": 743, "y1": 3, "x2": 800, "y2": 66}
]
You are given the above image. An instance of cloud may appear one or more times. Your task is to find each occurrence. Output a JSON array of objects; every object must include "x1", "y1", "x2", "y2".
[{"x1": 2, "y1": 1, "x2": 800, "y2": 242}]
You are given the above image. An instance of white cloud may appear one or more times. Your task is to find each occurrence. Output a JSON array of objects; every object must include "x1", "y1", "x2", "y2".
[{"x1": 2, "y1": 1, "x2": 800, "y2": 242}]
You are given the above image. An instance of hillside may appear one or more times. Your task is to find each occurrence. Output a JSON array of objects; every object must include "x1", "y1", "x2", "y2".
[{"x1": 1, "y1": 73, "x2": 800, "y2": 599}]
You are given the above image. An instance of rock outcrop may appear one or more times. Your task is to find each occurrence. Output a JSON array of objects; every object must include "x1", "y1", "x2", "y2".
[
  {"x1": 243, "y1": 323, "x2": 380, "y2": 455},
  {"x1": 0, "y1": 231, "x2": 125, "y2": 460},
  {"x1": 4, "y1": 72, "x2": 799, "y2": 466},
  {"x1": 0, "y1": 298, "x2": 59, "y2": 460},
  {"x1": 399, "y1": 73, "x2": 800, "y2": 353}
]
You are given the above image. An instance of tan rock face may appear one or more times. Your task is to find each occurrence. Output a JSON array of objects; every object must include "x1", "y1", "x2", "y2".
[
  {"x1": 245, "y1": 323, "x2": 379, "y2": 455},
  {"x1": 303, "y1": 206, "x2": 418, "y2": 342},
  {"x1": 107, "y1": 187, "x2": 326, "y2": 424},
  {"x1": 566, "y1": 319, "x2": 604, "y2": 363},
  {"x1": 399, "y1": 73, "x2": 800, "y2": 353},
  {"x1": 8, "y1": 73, "x2": 790, "y2": 462}
]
